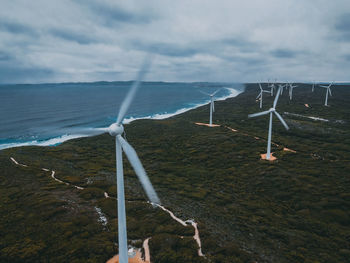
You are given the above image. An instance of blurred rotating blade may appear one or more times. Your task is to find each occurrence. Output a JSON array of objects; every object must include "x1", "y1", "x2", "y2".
[
  {"x1": 62, "y1": 127, "x2": 109, "y2": 136},
  {"x1": 199, "y1": 90, "x2": 211, "y2": 96},
  {"x1": 117, "y1": 56, "x2": 152, "y2": 125},
  {"x1": 117, "y1": 135, "x2": 160, "y2": 204},
  {"x1": 211, "y1": 88, "x2": 221, "y2": 96}
]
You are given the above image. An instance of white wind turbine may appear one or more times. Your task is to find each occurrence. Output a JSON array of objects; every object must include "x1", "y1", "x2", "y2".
[
  {"x1": 200, "y1": 89, "x2": 221, "y2": 126},
  {"x1": 256, "y1": 83, "x2": 271, "y2": 108},
  {"x1": 312, "y1": 81, "x2": 316, "y2": 92},
  {"x1": 319, "y1": 83, "x2": 333, "y2": 106},
  {"x1": 84, "y1": 59, "x2": 160, "y2": 263},
  {"x1": 248, "y1": 86, "x2": 289, "y2": 160},
  {"x1": 268, "y1": 79, "x2": 277, "y2": 96},
  {"x1": 288, "y1": 83, "x2": 297, "y2": 100},
  {"x1": 278, "y1": 83, "x2": 286, "y2": 95}
]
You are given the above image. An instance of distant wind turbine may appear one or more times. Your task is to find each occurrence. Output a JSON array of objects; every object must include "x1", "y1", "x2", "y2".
[
  {"x1": 319, "y1": 83, "x2": 333, "y2": 106},
  {"x1": 278, "y1": 83, "x2": 286, "y2": 95},
  {"x1": 200, "y1": 89, "x2": 221, "y2": 126},
  {"x1": 248, "y1": 86, "x2": 289, "y2": 160},
  {"x1": 268, "y1": 79, "x2": 277, "y2": 96},
  {"x1": 288, "y1": 83, "x2": 297, "y2": 100},
  {"x1": 312, "y1": 81, "x2": 315, "y2": 92},
  {"x1": 256, "y1": 83, "x2": 271, "y2": 108}
]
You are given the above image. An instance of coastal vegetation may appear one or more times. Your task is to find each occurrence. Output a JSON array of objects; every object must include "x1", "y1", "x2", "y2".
[{"x1": 1, "y1": 83, "x2": 350, "y2": 262}]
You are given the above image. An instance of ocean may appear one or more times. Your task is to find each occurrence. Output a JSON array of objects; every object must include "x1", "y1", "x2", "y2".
[{"x1": 0, "y1": 81, "x2": 244, "y2": 150}]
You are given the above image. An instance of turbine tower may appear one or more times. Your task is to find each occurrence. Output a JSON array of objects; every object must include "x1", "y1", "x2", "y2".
[
  {"x1": 320, "y1": 83, "x2": 333, "y2": 106},
  {"x1": 312, "y1": 81, "x2": 315, "y2": 92},
  {"x1": 256, "y1": 83, "x2": 271, "y2": 108},
  {"x1": 107, "y1": 58, "x2": 160, "y2": 262},
  {"x1": 248, "y1": 86, "x2": 289, "y2": 160},
  {"x1": 200, "y1": 89, "x2": 221, "y2": 126}
]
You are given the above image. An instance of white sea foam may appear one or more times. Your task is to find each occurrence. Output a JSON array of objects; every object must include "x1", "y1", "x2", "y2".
[
  {"x1": 1, "y1": 87, "x2": 243, "y2": 150},
  {"x1": 0, "y1": 134, "x2": 88, "y2": 150},
  {"x1": 123, "y1": 87, "x2": 242, "y2": 124}
]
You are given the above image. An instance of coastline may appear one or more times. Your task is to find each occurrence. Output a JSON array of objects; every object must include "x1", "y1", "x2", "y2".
[{"x1": 0, "y1": 86, "x2": 244, "y2": 151}]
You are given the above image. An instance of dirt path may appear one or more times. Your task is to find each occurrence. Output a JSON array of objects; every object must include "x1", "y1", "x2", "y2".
[
  {"x1": 195, "y1": 122, "x2": 220, "y2": 127},
  {"x1": 224, "y1": 126, "x2": 296, "y2": 154},
  {"x1": 10, "y1": 157, "x2": 27, "y2": 167},
  {"x1": 10, "y1": 157, "x2": 205, "y2": 260},
  {"x1": 185, "y1": 220, "x2": 204, "y2": 257},
  {"x1": 156, "y1": 204, "x2": 204, "y2": 257},
  {"x1": 143, "y1": 238, "x2": 151, "y2": 263}
]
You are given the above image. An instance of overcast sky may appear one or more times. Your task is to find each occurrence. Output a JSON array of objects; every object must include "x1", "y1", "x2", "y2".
[{"x1": 0, "y1": 0, "x2": 349, "y2": 84}]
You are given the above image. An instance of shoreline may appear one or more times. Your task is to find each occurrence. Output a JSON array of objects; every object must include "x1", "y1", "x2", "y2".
[{"x1": 0, "y1": 86, "x2": 243, "y2": 151}]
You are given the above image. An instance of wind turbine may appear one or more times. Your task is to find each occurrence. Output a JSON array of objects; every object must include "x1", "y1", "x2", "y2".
[
  {"x1": 256, "y1": 83, "x2": 271, "y2": 108},
  {"x1": 85, "y1": 58, "x2": 161, "y2": 263},
  {"x1": 278, "y1": 83, "x2": 286, "y2": 95},
  {"x1": 268, "y1": 79, "x2": 277, "y2": 96},
  {"x1": 199, "y1": 89, "x2": 221, "y2": 126},
  {"x1": 248, "y1": 86, "x2": 289, "y2": 160},
  {"x1": 312, "y1": 81, "x2": 315, "y2": 92},
  {"x1": 288, "y1": 83, "x2": 297, "y2": 100},
  {"x1": 319, "y1": 83, "x2": 333, "y2": 106}
]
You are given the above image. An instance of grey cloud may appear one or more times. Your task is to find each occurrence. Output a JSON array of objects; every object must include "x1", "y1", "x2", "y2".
[
  {"x1": 0, "y1": 19, "x2": 36, "y2": 36},
  {"x1": 335, "y1": 13, "x2": 350, "y2": 41},
  {"x1": 0, "y1": 51, "x2": 12, "y2": 61},
  {"x1": 130, "y1": 36, "x2": 258, "y2": 59},
  {"x1": 335, "y1": 13, "x2": 350, "y2": 31},
  {"x1": 0, "y1": 0, "x2": 349, "y2": 83},
  {"x1": 0, "y1": 64, "x2": 54, "y2": 84},
  {"x1": 49, "y1": 28, "x2": 97, "y2": 45},
  {"x1": 74, "y1": 0, "x2": 156, "y2": 26},
  {"x1": 0, "y1": 53, "x2": 53, "y2": 83},
  {"x1": 131, "y1": 41, "x2": 199, "y2": 57},
  {"x1": 221, "y1": 37, "x2": 258, "y2": 52},
  {"x1": 270, "y1": 49, "x2": 297, "y2": 58}
]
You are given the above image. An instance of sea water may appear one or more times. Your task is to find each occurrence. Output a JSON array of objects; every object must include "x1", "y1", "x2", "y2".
[{"x1": 0, "y1": 81, "x2": 244, "y2": 150}]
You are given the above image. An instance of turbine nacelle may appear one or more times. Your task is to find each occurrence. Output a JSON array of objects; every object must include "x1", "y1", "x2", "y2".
[{"x1": 108, "y1": 123, "x2": 124, "y2": 136}]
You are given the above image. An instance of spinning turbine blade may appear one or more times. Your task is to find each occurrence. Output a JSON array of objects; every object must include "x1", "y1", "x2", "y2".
[
  {"x1": 258, "y1": 83, "x2": 263, "y2": 91},
  {"x1": 199, "y1": 90, "x2": 211, "y2": 96},
  {"x1": 117, "y1": 56, "x2": 152, "y2": 125},
  {"x1": 212, "y1": 100, "x2": 215, "y2": 112},
  {"x1": 273, "y1": 87, "x2": 282, "y2": 108},
  {"x1": 328, "y1": 88, "x2": 332, "y2": 96},
  {"x1": 117, "y1": 135, "x2": 160, "y2": 204},
  {"x1": 248, "y1": 110, "x2": 271, "y2": 118},
  {"x1": 256, "y1": 92, "x2": 262, "y2": 100},
  {"x1": 273, "y1": 111, "x2": 289, "y2": 130},
  {"x1": 211, "y1": 88, "x2": 221, "y2": 96},
  {"x1": 61, "y1": 127, "x2": 109, "y2": 136}
]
